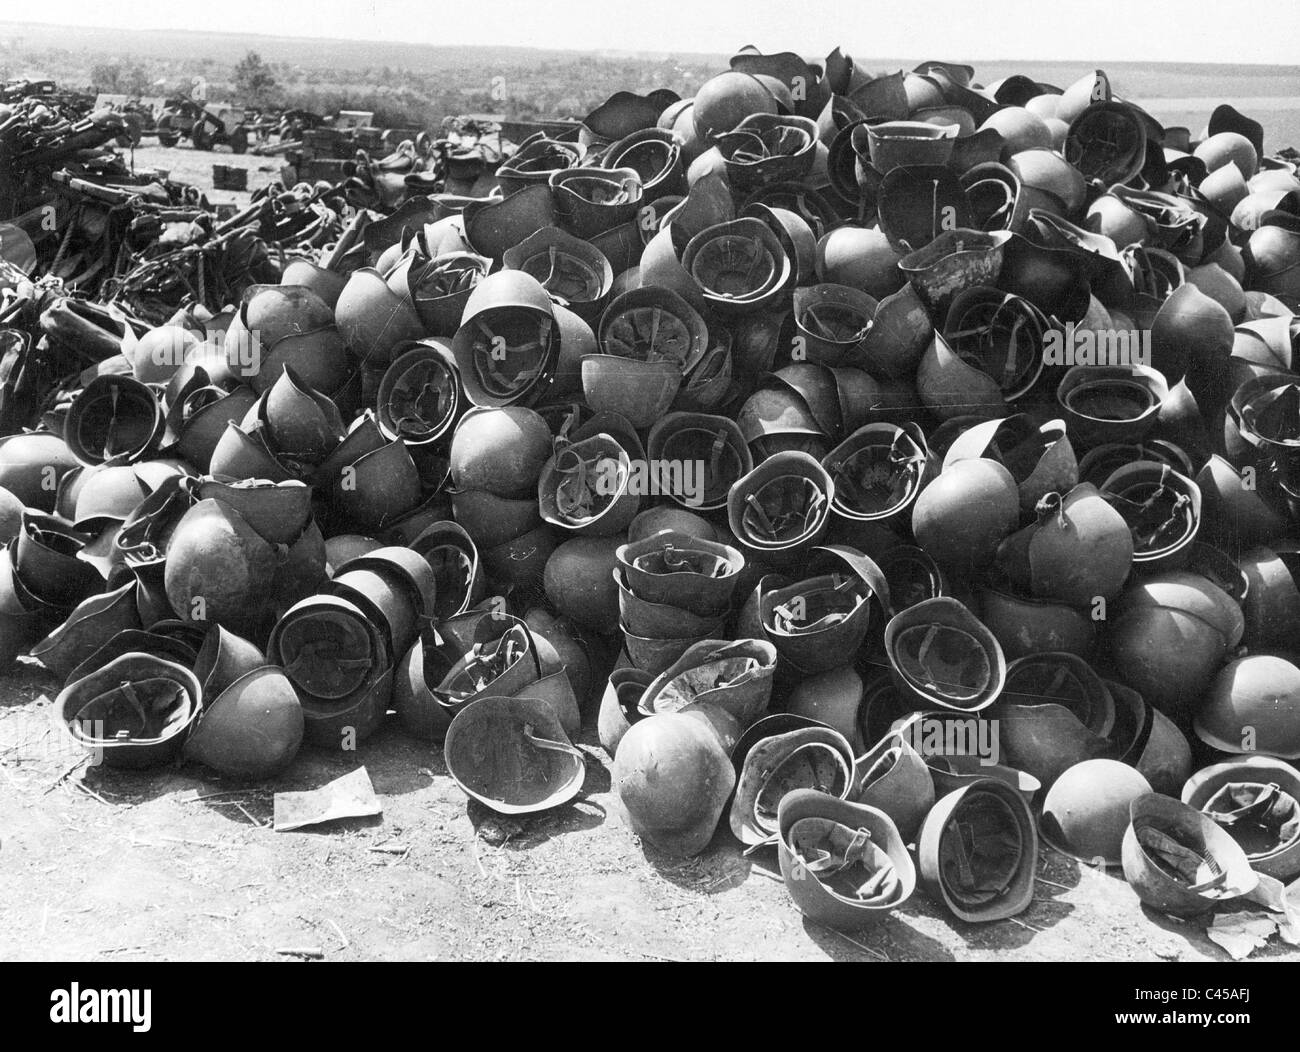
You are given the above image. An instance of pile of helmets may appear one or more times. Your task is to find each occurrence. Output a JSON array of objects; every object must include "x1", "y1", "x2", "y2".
[{"x1": 3, "y1": 44, "x2": 1300, "y2": 937}]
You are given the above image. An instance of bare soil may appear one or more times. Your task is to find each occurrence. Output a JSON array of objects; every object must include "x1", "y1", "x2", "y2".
[{"x1": 2, "y1": 654, "x2": 1296, "y2": 963}]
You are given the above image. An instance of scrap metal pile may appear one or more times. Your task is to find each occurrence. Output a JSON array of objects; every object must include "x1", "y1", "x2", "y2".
[{"x1": 2, "y1": 46, "x2": 1300, "y2": 938}]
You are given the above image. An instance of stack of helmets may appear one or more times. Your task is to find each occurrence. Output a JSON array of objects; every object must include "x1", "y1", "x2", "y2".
[
  {"x1": 613, "y1": 529, "x2": 745, "y2": 675},
  {"x1": 6, "y1": 45, "x2": 1300, "y2": 943}
]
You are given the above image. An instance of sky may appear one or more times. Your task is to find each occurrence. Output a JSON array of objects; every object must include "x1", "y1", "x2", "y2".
[{"x1": 5, "y1": 0, "x2": 1299, "y2": 65}]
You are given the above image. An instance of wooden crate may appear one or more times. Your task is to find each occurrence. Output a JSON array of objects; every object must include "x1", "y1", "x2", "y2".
[{"x1": 212, "y1": 164, "x2": 248, "y2": 192}]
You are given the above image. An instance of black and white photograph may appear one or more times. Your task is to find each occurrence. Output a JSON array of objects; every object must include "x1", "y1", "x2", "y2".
[{"x1": 0, "y1": 0, "x2": 1298, "y2": 1004}]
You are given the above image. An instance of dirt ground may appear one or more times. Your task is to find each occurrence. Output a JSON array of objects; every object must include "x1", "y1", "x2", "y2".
[
  {"x1": 1, "y1": 651, "x2": 1296, "y2": 963},
  {"x1": 5, "y1": 141, "x2": 1297, "y2": 963}
]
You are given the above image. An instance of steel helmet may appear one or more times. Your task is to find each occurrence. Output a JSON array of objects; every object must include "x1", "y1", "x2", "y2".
[
  {"x1": 597, "y1": 665, "x2": 655, "y2": 756},
  {"x1": 996, "y1": 483, "x2": 1133, "y2": 606},
  {"x1": 692, "y1": 71, "x2": 779, "y2": 141},
  {"x1": 191, "y1": 623, "x2": 265, "y2": 700},
  {"x1": 500, "y1": 228, "x2": 613, "y2": 324},
  {"x1": 1098, "y1": 461, "x2": 1201, "y2": 573},
  {"x1": 0, "y1": 541, "x2": 44, "y2": 665},
  {"x1": 258, "y1": 365, "x2": 347, "y2": 466},
  {"x1": 537, "y1": 432, "x2": 640, "y2": 536},
  {"x1": 1103, "y1": 679, "x2": 1192, "y2": 797},
  {"x1": 899, "y1": 228, "x2": 1012, "y2": 318},
  {"x1": 1149, "y1": 282, "x2": 1234, "y2": 390},
  {"x1": 640, "y1": 638, "x2": 777, "y2": 730},
  {"x1": 854, "y1": 284, "x2": 932, "y2": 381},
  {"x1": 392, "y1": 610, "x2": 530, "y2": 741},
  {"x1": 132, "y1": 324, "x2": 202, "y2": 385},
  {"x1": 943, "y1": 416, "x2": 1076, "y2": 515},
  {"x1": 30, "y1": 582, "x2": 141, "y2": 683},
  {"x1": 790, "y1": 284, "x2": 878, "y2": 368},
  {"x1": 755, "y1": 547, "x2": 888, "y2": 671},
  {"x1": 726, "y1": 451, "x2": 835, "y2": 567},
  {"x1": 784, "y1": 665, "x2": 866, "y2": 752},
  {"x1": 627, "y1": 507, "x2": 717, "y2": 545},
  {"x1": 184, "y1": 665, "x2": 303, "y2": 779},
  {"x1": 598, "y1": 285, "x2": 708, "y2": 375},
  {"x1": 736, "y1": 386, "x2": 827, "y2": 461},
  {"x1": 495, "y1": 136, "x2": 583, "y2": 197},
  {"x1": 1182, "y1": 756, "x2": 1300, "y2": 881},
  {"x1": 162, "y1": 497, "x2": 282, "y2": 636},
  {"x1": 1085, "y1": 192, "x2": 1148, "y2": 248},
  {"x1": 815, "y1": 226, "x2": 907, "y2": 301},
  {"x1": 1237, "y1": 542, "x2": 1300, "y2": 651},
  {"x1": 543, "y1": 535, "x2": 622, "y2": 632},
  {"x1": 911, "y1": 458, "x2": 1020, "y2": 574},
  {"x1": 1122, "y1": 793, "x2": 1258, "y2": 917},
  {"x1": 960, "y1": 161, "x2": 1031, "y2": 236},
  {"x1": 65, "y1": 375, "x2": 163, "y2": 467},
  {"x1": 976, "y1": 586, "x2": 1096, "y2": 661},
  {"x1": 0, "y1": 431, "x2": 79, "y2": 512},
  {"x1": 1194, "y1": 132, "x2": 1259, "y2": 181},
  {"x1": 884, "y1": 596, "x2": 1006, "y2": 713},
  {"x1": 729, "y1": 724, "x2": 856, "y2": 848},
  {"x1": 1064, "y1": 102, "x2": 1146, "y2": 188},
  {"x1": 399, "y1": 251, "x2": 491, "y2": 337},
  {"x1": 0, "y1": 487, "x2": 24, "y2": 546},
  {"x1": 15, "y1": 509, "x2": 104, "y2": 609},
  {"x1": 450, "y1": 270, "x2": 558, "y2": 409},
  {"x1": 615, "y1": 529, "x2": 745, "y2": 617},
  {"x1": 990, "y1": 651, "x2": 1115, "y2": 788},
  {"x1": 462, "y1": 186, "x2": 559, "y2": 264},
  {"x1": 1195, "y1": 654, "x2": 1300, "y2": 759},
  {"x1": 853, "y1": 724, "x2": 936, "y2": 842},
  {"x1": 549, "y1": 167, "x2": 644, "y2": 241},
  {"x1": 579, "y1": 354, "x2": 681, "y2": 431},
  {"x1": 978, "y1": 107, "x2": 1053, "y2": 158},
  {"x1": 681, "y1": 217, "x2": 791, "y2": 316},
  {"x1": 1040, "y1": 758, "x2": 1151, "y2": 865},
  {"x1": 375, "y1": 341, "x2": 462, "y2": 449},
  {"x1": 614, "y1": 568, "x2": 725, "y2": 643},
  {"x1": 939, "y1": 289, "x2": 1048, "y2": 404},
  {"x1": 1056, "y1": 364, "x2": 1169, "y2": 450},
  {"x1": 917, "y1": 778, "x2": 1037, "y2": 922},
  {"x1": 614, "y1": 710, "x2": 736, "y2": 856},
  {"x1": 716, "y1": 113, "x2": 819, "y2": 191},
  {"x1": 71, "y1": 465, "x2": 151, "y2": 532},
  {"x1": 1195, "y1": 455, "x2": 1287, "y2": 554},
  {"x1": 646, "y1": 412, "x2": 752, "y2": 511},
  {"x1": 580, "y1": 90, "x2": 666, "y2": 147},
  {"x1": 55, "y1": 652, "x2": 202, "y2": 770},
  {"x1": 281, "y1": 260, "x2": 347, "y2": 310},
  {"x1": 1005, "y1": 148, "x2": 1086, "y2": 216},
  {"x1": 602, "y1": 128, "x2": 686, "y2": 203},
  {"x1": 443, "y1": 695, "x2": 584, "y2": 815},
  {"x1": 1244, "y1": 224, "x2": 1300, "y2": 301},
  {"x1": 331, "y1": 439, "x2": 422, "y2": 533},
  {"x1": 821, "y1": 422, "x2": 930, "y2": 528},
  {"x1": 860, "y1": 120, "x2": 959, "y2": 174},
  {"x1": 447, "y1": 405, "x2": 552, "y2": 500},
  {"x1": 777, "y1": 789, "x2": 915, "y2": 929},
  {"x1": 1108, "y1": 571, "x2": 1245, "y2": 716}
]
